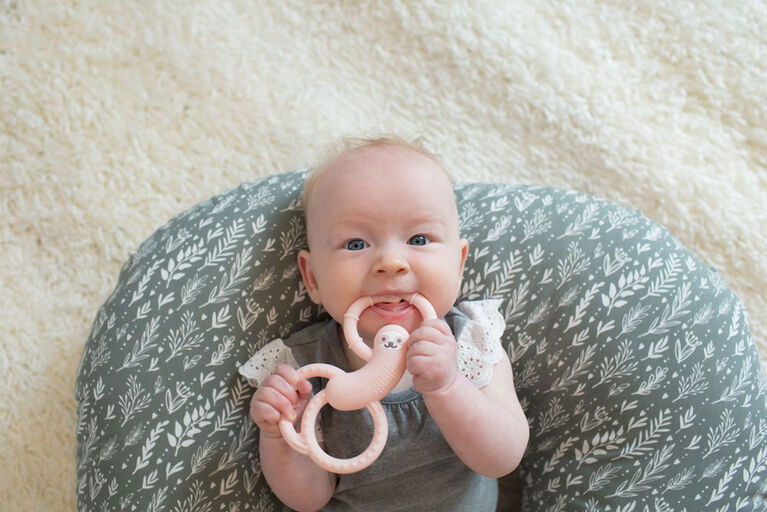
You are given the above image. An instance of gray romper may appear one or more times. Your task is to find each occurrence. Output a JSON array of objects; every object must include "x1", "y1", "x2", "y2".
[{"x1": 242, "y1": 300, "x2": 506, "y2": 511}]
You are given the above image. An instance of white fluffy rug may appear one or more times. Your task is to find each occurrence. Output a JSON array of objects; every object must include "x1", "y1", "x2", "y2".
[{"x1": 2, "y1": 1, "x2": 765, "y2": 508}]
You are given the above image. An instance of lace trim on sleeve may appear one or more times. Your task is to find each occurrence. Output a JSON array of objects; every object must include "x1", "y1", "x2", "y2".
[
  {"x1": 238, "y1": 339, "x2": 325, "y2": 446},
  {"x1": 456, "y1": 299, "x2": 506, "y2": 389},
  {"x1": 238, "y1": 339, "x2": 298, "y2": 387}
]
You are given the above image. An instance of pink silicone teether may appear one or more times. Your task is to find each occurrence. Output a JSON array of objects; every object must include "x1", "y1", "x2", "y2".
[{"x1": 278, "y1": 292, "x2": 437, "y2": 473}]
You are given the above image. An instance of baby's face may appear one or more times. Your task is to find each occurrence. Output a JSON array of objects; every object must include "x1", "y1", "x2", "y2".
[{"x1": 298, "y1": 145, "x2": 468, "y2": 340}]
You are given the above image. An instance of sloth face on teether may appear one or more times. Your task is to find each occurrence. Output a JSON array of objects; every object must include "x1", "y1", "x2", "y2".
[{"x1": 375, "y1": 327, "x2": 408, "y2": 351}]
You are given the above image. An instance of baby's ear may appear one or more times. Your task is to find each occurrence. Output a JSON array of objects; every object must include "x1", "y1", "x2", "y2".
[{"x1": 297, "y1": 250, "x2": 322, "y2": 304}]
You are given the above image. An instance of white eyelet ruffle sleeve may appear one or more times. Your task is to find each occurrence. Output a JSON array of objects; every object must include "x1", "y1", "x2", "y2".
[
  {"x1": 455, "y1": 299, "x2": 506, "y2": 389},
  {"x1": 238, "y1": 339, "x2": 298, "y2": 387}
]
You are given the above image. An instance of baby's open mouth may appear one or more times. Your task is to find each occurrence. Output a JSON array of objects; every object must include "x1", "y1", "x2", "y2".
[{"x1": 373, "y1": 298, "x2": 409, "y2": 311}]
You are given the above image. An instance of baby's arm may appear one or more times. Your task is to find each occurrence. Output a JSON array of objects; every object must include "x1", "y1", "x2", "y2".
[
  {"x1": 407, "y1": 320, "x2": 529, "y2": 478},
  {"x1": 250, "y1": 365, "x2": 336, "y2": 511}
]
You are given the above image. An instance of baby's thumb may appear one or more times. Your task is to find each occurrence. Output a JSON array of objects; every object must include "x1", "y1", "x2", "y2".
[{"x1": 297, "y1": 379, "x2": 313, "y2": 397}]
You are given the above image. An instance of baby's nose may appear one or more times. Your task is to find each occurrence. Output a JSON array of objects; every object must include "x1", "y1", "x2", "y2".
[{"x1": 373, "y1": 251, "x2": 409, "y2": 275}]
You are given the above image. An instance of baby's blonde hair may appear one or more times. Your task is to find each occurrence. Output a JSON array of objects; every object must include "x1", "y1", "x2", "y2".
[{"x1": 302, "y1": 135, "x2": 451, "y2": 214}]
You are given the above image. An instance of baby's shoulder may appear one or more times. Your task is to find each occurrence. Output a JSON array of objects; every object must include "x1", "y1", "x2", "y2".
[{"x1": 282, "y1": 319, "x2": 336, "y2": 348}]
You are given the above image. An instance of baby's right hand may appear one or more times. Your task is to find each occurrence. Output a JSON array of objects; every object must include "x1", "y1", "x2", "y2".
[{"x1": 250, "y1": 364, "x2": 313, "y2": 439}]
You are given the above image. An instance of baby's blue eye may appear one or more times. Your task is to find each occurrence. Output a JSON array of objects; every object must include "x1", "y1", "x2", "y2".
[
  {"x1": 408, "y1": 235, "x2": 430, "y2": 246},
  {"x1": 345, "y1": 239, "x2": 368, "y2": 251}
]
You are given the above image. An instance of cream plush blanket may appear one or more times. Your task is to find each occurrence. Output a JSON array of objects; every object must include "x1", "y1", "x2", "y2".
[{"x1": 2, "y1": 1, "x2": 765, "y2": 508}]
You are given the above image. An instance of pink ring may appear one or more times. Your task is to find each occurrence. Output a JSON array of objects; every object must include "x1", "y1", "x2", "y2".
[
  {"x1": 279, "y1": 293, "x2": 436, "y2": 473},
  {"x1": 342, "y1": 293, "x2": 437, "y2": 362}
]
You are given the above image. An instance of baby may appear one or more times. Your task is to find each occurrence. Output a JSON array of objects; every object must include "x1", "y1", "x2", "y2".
[{"x1": 245, "y1": 137, "x2": 529, "y2": 511}]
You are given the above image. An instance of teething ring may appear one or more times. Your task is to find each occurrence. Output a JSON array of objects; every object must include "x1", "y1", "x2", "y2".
[{"x1": 278, "y1": 293, "x2": 436, "y2": 473}]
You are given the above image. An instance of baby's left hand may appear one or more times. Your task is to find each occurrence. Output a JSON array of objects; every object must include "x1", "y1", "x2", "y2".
[{"x1": 406, "y1": 319, "x2": 458, "y2": 395}]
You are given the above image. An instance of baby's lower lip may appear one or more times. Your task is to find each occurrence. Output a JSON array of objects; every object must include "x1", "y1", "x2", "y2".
[
  {"x1": 370, "y1": 302, "x2": 414, "y2": 319},
  {"x1": 373, "y1": 300, "x2": 409, "y2": 311}
]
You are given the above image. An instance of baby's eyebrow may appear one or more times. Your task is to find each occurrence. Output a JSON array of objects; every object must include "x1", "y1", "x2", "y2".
[{"x1": 409, "y1": 219, "x2": 451, "y2": 232}]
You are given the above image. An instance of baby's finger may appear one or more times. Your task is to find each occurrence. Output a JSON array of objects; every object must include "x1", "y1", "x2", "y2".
[
  {"x1": 296, "y1": 378, "x2": 313, "y2": 398},
  {"x1": 406, "y1": 352, "x2": 433, "y2": 375},
  {"x1": 407, "y1": 337, "x2": 440, "y2": 357},
  {"x1": 274, "y1": 364, "x2": 310, "y2": 393},
  {"x1": 255, "y1": 385, "x2": 299, "y2": 421},
  {"x1": 274, "y1": 363, "x2": 300, "y2": 381},
  {"x1": 259, "y1": 374, "x2": 300, "y2": 405},
  {"x1": 250, "y1": 396, "x2": 281, "y2": 425},
  {"x1": 419, "y1": 318, "x2": 452, "y2": 336},
  {"x1": 408, "y1": 325, "x2": 451, "y2": 348}
]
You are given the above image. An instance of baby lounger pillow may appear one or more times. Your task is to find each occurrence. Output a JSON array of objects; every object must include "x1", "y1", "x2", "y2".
[{"x1": 75, "y1": 170, "x2": 767, "y2": 510}]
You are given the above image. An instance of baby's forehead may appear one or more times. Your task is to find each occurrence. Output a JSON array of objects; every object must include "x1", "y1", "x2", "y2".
[
  {"x1": 341, "y1": 143, "x2": 428, "y2": 162},
  {"x1": 305, "y1": 147, "x2": 459, "y2": 240},
  {"x1": 303, "y1": 143, "x2": 457, "y2": 236},
  {"x1": 321, "y1": 145, "x2": 450, "y2": 189}
]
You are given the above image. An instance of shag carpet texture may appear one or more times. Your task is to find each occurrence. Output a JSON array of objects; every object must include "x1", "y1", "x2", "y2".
[{"x1": 1, "y1": 1, "x2": 765, "y2": 509}]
